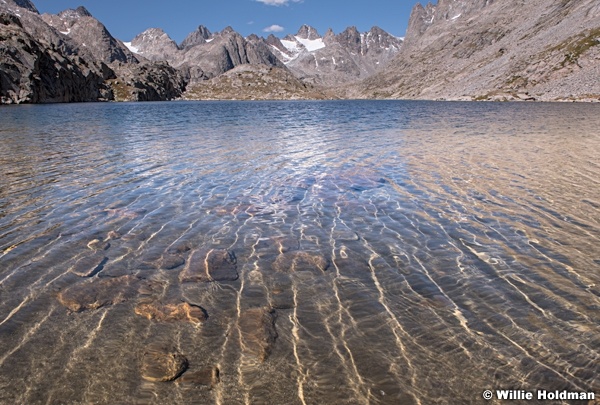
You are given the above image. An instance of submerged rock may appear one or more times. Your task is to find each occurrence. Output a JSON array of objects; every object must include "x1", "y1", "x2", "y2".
[
  {"x1": 106, "y1": 231, "x2": 121, "y2": 240},
  {"x1": 141, "y1": 345, "x2": 188, "y2": 382},
  {"x1": 177, "y1": 367, "x2": 220, "y2": 387},
  {"x1": 70, "y1": 253, "x2": 108, "y2": 277},
  {"x1": 272, "y1": 251, "x2": 330, "y2": 273},
  {"x1": 135, "y1": 301, "x2": 207, "y2": 325},
  {"x1": 57, "y1": 275, "x2": 155, "y2": 312},
  {"x1": 180, "y1": 249, "x2": 238, "y2": 282},
  {"x1": 239, "y1": 307, "x2": 277, "y2": 362},
  {"x1": 141, "y1": 248, "x2": 185, "y2": 270}
]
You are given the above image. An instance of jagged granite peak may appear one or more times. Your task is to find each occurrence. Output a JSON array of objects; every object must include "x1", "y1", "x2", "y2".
[
  {"x1": 1, "y1": 0, "x2": 186, "y2": 104},
  {"x1": 296, "y1": 24, "x2": 321, "y2": 40},
  {"x1": 267, "y1": 25, "x2": 402, "y2": 86},
  {"x1": 0, "y1": 12, "x2": 111, "y2": 103},
  {"x1": 128, "y1": 28, "x2": 179, "y2": 62},
  {"x1": 351, "y1": 0, "x2": 600, "y2": 101},
  {"x1": 323, "y1": 28, "x2": 335, "y2": 45},
  {"x1": 177, "y1": 28, "x2": 286, "y2": 84},
  {"x1": 180, "y1": 24, "x2": 212, "y2": 49},
  {"x1": 336, "y1": 26, "x2": 361, "y2": 54},
  {"x1": 265, "y1": 34, "x2": 284, "y2": 49},
  {"x1": 404, "y1": 2, "x2": 436, "y2": 45},
  {"x1": 58, "y1": 6, "x2": 92, "y2": 19},
  {"x1": 363, "y1": 26, "x2": 403, "y2": 54},
  {"x1": 219, "y1": 26, "x2": 236, "y2": 36},
  {"x1": 42, "y1": 6, "x2": 137, "y2": 64}
]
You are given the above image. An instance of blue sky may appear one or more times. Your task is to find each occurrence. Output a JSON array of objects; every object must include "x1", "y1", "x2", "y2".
[{"x1": 34, "y1": 0, "x2": 418, "y2": 44}]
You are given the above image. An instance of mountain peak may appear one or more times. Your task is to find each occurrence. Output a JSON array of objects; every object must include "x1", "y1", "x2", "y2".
[
  {"x1": 58, "y1": 6, "x2": 93, "y2": 20},
  {"x1": 180, "y1": 25, "x2": 213, "y2": 49},
  {"x1": 130, "y1": 27, "x2": 179, "y2": 60},
  {"x1": 220, "y1": 26, "x2": 236, "y2": 35},
  {"x1": 296, "y1": 24, "x2": 321, "y2": 40}
]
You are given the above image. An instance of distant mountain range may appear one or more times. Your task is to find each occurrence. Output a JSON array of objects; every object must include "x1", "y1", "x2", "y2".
[
  {"x1": 124, "y1": 23, "x2": 403, "y2": 88},
  {"x1": 1, "y1": 0, "x2": 599, "y2": 103}
]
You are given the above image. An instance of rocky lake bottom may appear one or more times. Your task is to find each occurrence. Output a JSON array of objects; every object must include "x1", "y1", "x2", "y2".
[{"x1": 0, "y1": 100, "x2": 598, "y2": 404}]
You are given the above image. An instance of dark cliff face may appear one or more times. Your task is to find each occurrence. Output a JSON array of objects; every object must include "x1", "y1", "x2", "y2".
[
  {"x1": 0, "y1": 13, "x2": 111, "y2": 104},
  {"x1": 0, "y1": 2, "x2": 187, "y2": 104}
]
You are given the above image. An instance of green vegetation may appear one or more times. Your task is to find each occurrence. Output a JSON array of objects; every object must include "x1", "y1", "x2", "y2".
[
  {"x1": 548, "y1": 27, "x2": 600, "y2": 67},
  {"x1": 107, "y1": 79, "x2": 134, "y2": 102}
]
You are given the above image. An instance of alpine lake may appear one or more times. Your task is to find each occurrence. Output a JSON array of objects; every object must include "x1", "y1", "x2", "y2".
[{"x1": 0, "y1": 100, "x2": 598, "y2": 404}]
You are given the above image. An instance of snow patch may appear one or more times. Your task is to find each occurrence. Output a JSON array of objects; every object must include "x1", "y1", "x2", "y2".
[
  {"x1": 295, "y1": 36, "x2": 325, "y2": 52},
  {"x1": 59, "y1": 28, "x2": 71, "y2": 35},
  {"x1": 123, "y1": 42, "x2": 139, "y2": 53},
  {"x1": 451, "y1": 13, "x2": 462, "y2": 20},
  {"x1": 280, "y1": 39, "x2": 300, "y2": 53},
  {"x1": 206, "y1": 38, "x2": 214, "y2": 43}
]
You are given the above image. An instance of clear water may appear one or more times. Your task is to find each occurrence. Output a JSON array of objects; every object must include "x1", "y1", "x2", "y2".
[{"x1": 0, "y1": 100, "x2": 598, "y2": 404}]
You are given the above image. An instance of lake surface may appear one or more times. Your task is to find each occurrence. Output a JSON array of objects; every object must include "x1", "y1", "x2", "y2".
[{"x1": 0, "y1": 100, "x2": 598, "y2": 404}]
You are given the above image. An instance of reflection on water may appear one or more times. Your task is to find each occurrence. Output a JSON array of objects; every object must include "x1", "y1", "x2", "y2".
[{"x1": 0, "y1": 100, "x2": 598, "y2": 404}]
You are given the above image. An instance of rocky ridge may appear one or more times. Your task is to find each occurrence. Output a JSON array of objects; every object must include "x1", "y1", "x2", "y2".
[
  {"x1": 0, "y1": 1, "x2": 185, "y2": 103},
  {"x1": 120, "y1": 22, "x2": 403, "y2": 88},
  {"x1": 349, "y1": 0, "x2": 600, "y2": 101},
  {"x1": 0, "y1": 12, "x2": 111, "y2": 103},
  {"x1": 182, "y1": 64, "x2": 332, "y2": 100},
  {"x1": 2, "y1": 0, "x2": 598, "y2": 103},
  {"x1": 268, "y1": 24, "x2": 404, "y2": 86}
]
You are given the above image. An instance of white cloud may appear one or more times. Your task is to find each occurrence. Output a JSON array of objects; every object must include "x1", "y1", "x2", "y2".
[
  {"x1": 256, "y1": 0, "x2": 302, "y2": 6},
  {"x1": 263, "y1": 24, "x2": 285, "y2": 33}
]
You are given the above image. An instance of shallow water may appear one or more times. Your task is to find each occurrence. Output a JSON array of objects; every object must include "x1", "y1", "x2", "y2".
[{"x1": 0, "y1": 100, "x2": 598, "y2": 404}]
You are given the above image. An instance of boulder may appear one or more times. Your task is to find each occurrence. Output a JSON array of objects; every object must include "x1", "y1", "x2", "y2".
[
  {"x1": 134, "y1": 301, "x2": 207, "y2": 325},
  {"x1": 70, "y1": 253, "x2": 108, "y2": 277},
  {"x1": 272, "y1": 251, "x2": 330, "y2": 273},
  {"x1": 141, "y1": 345, "x2": 188, "y2": 382},
  {"x1": 177, "y1": 367, "x2": 220, "y2": 387},
  {"x1": 239, "y1": 307, "x2": 277, "y2": 362},
  {"x1": 180, "y1": 249, "x2": 238, "y2": 282},
  {"x1": 57, "y1": 275, "x2": 157, "y2": 312}
]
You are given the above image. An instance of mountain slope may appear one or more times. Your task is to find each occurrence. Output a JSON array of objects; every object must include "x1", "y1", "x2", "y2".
[
  {"x1": 0, "y1": 12, "x2": 110, "y2": 103},
  {"x1": 42, "y1": 6, "x2": 137, "y2": 64},
  {"x1": 0, "y1": 1, "x2": 186, "y2": 103},
  {"x1": 350, "y1": 0, "x2": 600, "y2": 101},
  {"x1": 183, "y1": 64, "x2": 331, "y2": 100}
]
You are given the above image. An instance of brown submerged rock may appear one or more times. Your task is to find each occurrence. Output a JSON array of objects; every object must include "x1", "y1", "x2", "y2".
[
  {"x1": 57, "y1": 275, "x2": 152, "y2": 312},
  {"x1": 239, "y1": 307, "x2": 277, "y2": 362},
  {"x1": 70, "y1": 253, "x2": 108, "y2": 277},
  {"x1": 141, "y1": 345, "x2": 188, "y2": 382},
  {"x1": 135, "y1": 301, "x2": 207, "y2": 325},
  {"x1": 177, "y1": 367, "x2": 220, "y2": 387},
  {"x1": 180, "y1": 249, "x2": 238, "y2": 283},
  {"x1": 272, "y1": 251, "x2": 330, "y2": 273}
]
